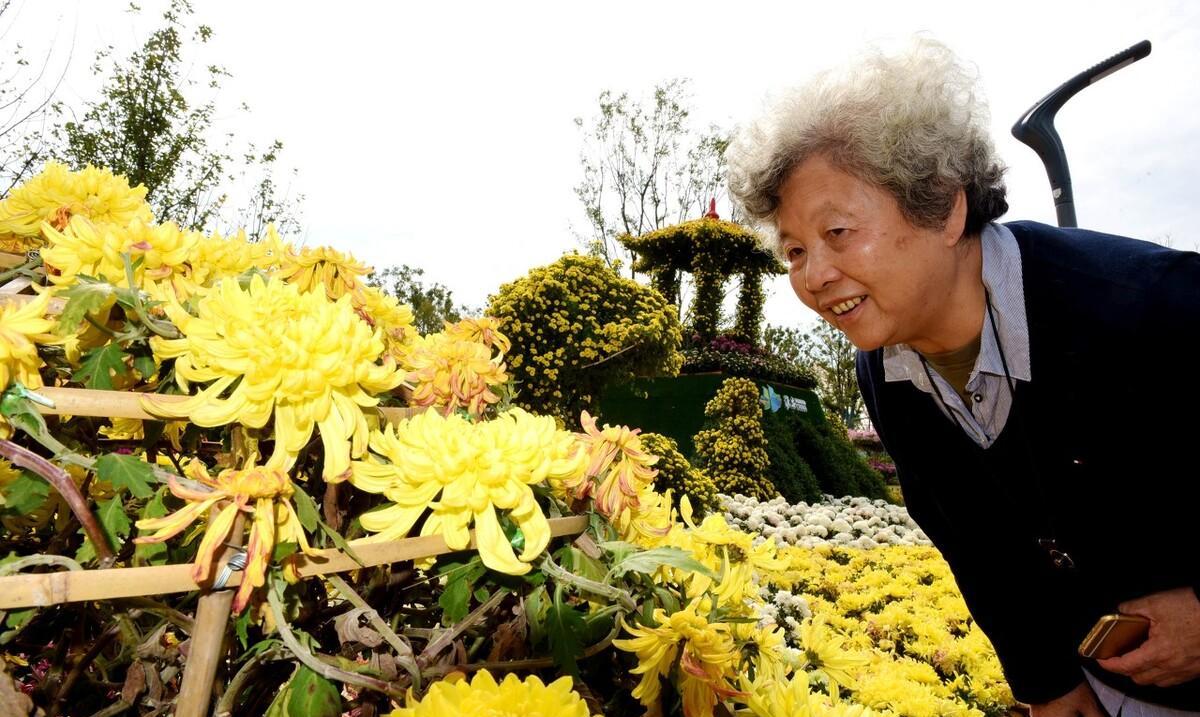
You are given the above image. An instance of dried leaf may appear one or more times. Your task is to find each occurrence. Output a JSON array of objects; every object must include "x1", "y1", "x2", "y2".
[
  {"x1": 121, "y1": 661, "x2": 147, "y2": 704},
  {"x1": 487, "y1": 605, "x2": 528, "y2": 662},
  {"x1": 0, "y1": 663, "x2": 36, "y2": 716},
  {"x1": 334, "y1": 608, "x2": 384, "y2": 649},
  {"x1": 367, "y1": 652, "x2": 398, "y2": 682}
]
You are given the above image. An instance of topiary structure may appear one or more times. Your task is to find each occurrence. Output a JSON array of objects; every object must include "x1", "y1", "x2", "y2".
[
  {"x1": 487, "y1": 253, "x2": 683, "y2": 424},
  {"x1": 618, "y1": 203, "x2": 783, "y2": 345},
  {"x1": 640, "y1": 431, "x2": 718, "y2": 515},
  {"x1": 692, "y1": 377, "x2": 776, "y2": 500}
]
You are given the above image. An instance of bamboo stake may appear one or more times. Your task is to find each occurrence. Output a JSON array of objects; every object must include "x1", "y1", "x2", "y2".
[
  {"x1": 0, "y1": 515, "x2": 589, "y2": 609},
  {"x1": 174, "y1": 512, "x2": 245, "y2": 717},
  {"x1": 34, "y1": 386, "x2": 421, "y2": 424},
  {"x1": 0, "y1": 251, "x2": 28, "y2": 269}
]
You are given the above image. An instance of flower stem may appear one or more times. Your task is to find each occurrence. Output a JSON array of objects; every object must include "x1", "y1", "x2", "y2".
[
  {"x1": 0, "y1": 439, "x2": 115, "y2": 567},
  {"x1": 266, "y1": 578, "x2": 405, "y2": 700},
  {"x1": 418, "y1": 587, "x2": 510, "y2": 667},
  {"x1": 539, "y1": 555, "x2": 638, "y2": 612},
  {"x1": 326, "y1": 573, "x2": 422, "y2": 690}
]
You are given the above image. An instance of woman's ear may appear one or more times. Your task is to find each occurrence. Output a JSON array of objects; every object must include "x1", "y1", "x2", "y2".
[{"x1": 944, "y1": 188, "x2": 969, "y2": 247}]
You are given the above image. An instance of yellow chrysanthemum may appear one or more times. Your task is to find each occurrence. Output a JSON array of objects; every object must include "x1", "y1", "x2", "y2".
[
  {"x1": 799, "y1": 615, "x2": 870, "y2": 696},
  {"x1": 275, "y1": 244, "x2": 370, "y2": 301},
  {"x1": 349, "y1": 408, "x2": 585, "y2": 575},
  {"x1": 615, "y1": 599, "x2": 744, "y2": 717},
  {"x1": 574, "y1": 411, "x2": 658, "y2": 532},
  {"x1": 143, "y1": 275, "x2": 404, "y2": 482},
  {"x1": 355, "y1": 286, "x2": 417, "y2": 362},
  {"x1": 388, "y1": 669, "x2": 594, "y2": 717},
  {"x1": 40, "y1": 215, "x2": 199, "y2": 295},
  {"x1": 0, "y1": 162, "x2": 152, "y2": 251},
  {"x1": 185, "y1": 226, "x2": 285, "y2": 291},
  {"x1": 677, "y1": 503, "x2": 788, "y2": 607},
  {"x1": 444, "y1": 316, "x2": 511, "y2": 357},
  {"x1": 133, "y1": 462, "x2": 312, "y2": 613},
  {"x1": 403, "y1": 328, "x2": 509, "y2": 417},
  {"x1": 0, "y1": 292, "x2": 59, "y2": 437}
]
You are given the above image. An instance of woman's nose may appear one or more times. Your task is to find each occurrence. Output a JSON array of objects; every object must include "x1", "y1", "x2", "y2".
[{"x1": 803, "y1": 245, "x2": 842, "y2": 293}]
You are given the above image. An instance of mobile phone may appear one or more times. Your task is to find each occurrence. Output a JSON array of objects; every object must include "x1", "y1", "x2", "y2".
[{"x1": 1078, "y1": 614, "x2": 1150, "y2": 659}]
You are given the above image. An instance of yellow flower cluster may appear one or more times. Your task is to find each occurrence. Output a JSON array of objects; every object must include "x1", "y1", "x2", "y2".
[
  {"x1": 0, "y1": 292, "x2": 60, "y2": 437},
  {"x1": 639, "y1": 432, "x2": 718, "y2": 514},
  {"x1": 486, "y1": 253, "x2": 683, "y2": 423},
  {"x1": 0, "y1": 162, "x2": 152, "y2": 252},
  {"x1": 349, "y1": 408, "x2": 585, "y2": 575},
  {"x1": 570, "y1": 411, "x2": 660, "y2": 536},
  {"x1": 145, "y1": 274, "x2": 404, "y2": 482},
  {"x1": 134, "y1": 462, "x2": 313, "y2": 613},
  {"x1": 388, "y1": 669, "x2": 595, "y2": 717},
  {"x1": 276, "y1": 244, "x2": 370, "y2": 301},
  {"x1": 402, "y1": 317, "x2": 510, "y2": 417},
  {"x1": 694, "y1": 377, "x2": 776, "y2": 500},
  {"x1": 40, "y1": 215, "x2": 200, "y2": 293},
  {"x1": 774, "y1": 545, "x2": 1013, "y2": 717}
]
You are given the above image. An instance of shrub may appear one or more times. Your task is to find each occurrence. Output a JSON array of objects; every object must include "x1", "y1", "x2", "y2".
[
  {"x1": 692, "y1": 377, "x2": 776, "y2": 500},
  {"x1": 640, "y1": 432, "x2": 718, "y2": 515},
  {"x1": 487, "y1": 254, "x2": 683, "y2": 424},
  {"x1": 759, "y1": 411, "x2": 823, "y2": 503},
  {"x1": 789, "y1": 412, "x2": 889, "y2": 500},
  {"x1": 680, "y1": 331, "x2": 817, "y2": 388}
]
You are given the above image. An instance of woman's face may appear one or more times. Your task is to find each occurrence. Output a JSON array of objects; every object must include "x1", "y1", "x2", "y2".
[{"x1": 776, "y1": 155, "x2": 964, "y2": 352}]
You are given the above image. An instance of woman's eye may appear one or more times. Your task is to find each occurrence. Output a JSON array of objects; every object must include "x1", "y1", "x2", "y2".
[
  {"x1": 828, "y1": 227, "x2": 847, "y2": 239},
  {"x1": 786, "y1": 246, "x2": 806, "y2": 261}
]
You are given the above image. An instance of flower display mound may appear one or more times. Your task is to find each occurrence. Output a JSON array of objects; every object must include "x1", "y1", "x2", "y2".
[
  {"x1": 486, "y1": 253, "x2": 683, "y2": 424},
  {"x1": 680, "y1": 333, "x2": 818, "y2": 388},
  {"x1": 723, "y1": 493, "x2": 932, "y2": 549},
  {"x1": 0, "y1": 163, "x2": 1014, "y2": 717}
]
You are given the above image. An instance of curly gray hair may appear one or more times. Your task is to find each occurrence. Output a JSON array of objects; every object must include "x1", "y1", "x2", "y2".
[{"x1": 726, "y1": 38, "x2": 1008, "y2": 247}]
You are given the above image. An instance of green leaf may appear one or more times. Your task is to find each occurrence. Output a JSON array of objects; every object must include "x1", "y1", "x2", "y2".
[
  {"x1": 438, "y1": 558, "x2": 487, "y2": 623},
  {"x1": 96, "y1": 497, "x2": 132, "y2": 549},
  {"x1": 606, "y1": 547, "x2": 715, "y2": 582},
  {"x1": 473, "y1": 586, "x2": 490, "y2": 603},
  {"x1": 133, "y1": 490, "x2": 169, "y2": 566},
  {"x1": 291, "y1": 487, "x2": 319, "y2": 533},
  {"x1": 286, "y1": 665, "x2": 341, "y2": 716},
  {"x1": 56, "y1": 278, "x2": 115, "y2": 333},
  {"x1": 263, "y1": 665, "x2": 297, "y2": 717},
  {"x1": 546, "y1": 586, "x2": 585, "y2": 677},
  {"x1": 132, "y1": 355, "x2": 158, "y2": 380},
  {"x1": 75, "y1": 342, "x2": 130, "y2": 390},
  {"x1": 234, "y1": 609, "x2": 252, "y2": 650},
  {"x1": 318, "y1": 519, "x2": 364, "y2": 566},
  {"x1": 4, "y1": 609, "x2": 35, "y2": 630},
  {"x1": 525, "y1": 585, "x2": 549, "y2": 646},
  {"x1": 95, "y1": 453, "x2": 155, "y2": 499},
  {"x1": 271, "y1": 542, "x2": 299, "y2": 562},
  {"x1": 1, "y1": 473, "x2": 49, "y2": 514}
]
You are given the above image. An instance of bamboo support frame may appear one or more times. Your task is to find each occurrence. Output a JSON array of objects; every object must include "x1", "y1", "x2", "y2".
[
  {"x1": 33, "y1": 386, "x2": 421, "y2": 424},
  {"x1": 174, "y1": 513, "x2": 245, "y2": 717},
  {"x1": 0, "y1": 515, "x2": 589, "y2": 610}
]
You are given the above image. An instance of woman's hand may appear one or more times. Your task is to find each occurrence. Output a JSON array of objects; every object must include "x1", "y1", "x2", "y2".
[
  {"x1": 1029, "y1": 682, "x2": 1106, "y2": 717},
  {"x1": 1097, "y1": 587, "x2": 1200, "y2": 687}
]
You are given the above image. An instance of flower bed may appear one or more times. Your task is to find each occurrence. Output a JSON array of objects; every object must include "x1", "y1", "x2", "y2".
[{"x1": 722, "y1": 493, "x2": 931, "y2": 549}]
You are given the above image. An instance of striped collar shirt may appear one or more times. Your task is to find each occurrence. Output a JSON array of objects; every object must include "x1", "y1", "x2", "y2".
[{"x1": 881, "y1": 222, "x2": 1032, "y2": 448}]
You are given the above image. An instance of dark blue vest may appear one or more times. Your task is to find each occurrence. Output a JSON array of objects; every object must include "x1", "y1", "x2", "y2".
[{"x1": 858, "y1": 221, "x2": 1200, "y2": 707}]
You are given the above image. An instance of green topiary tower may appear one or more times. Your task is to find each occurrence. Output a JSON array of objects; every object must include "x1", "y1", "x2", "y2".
[
  {"x1": 692, "y1": 376, "x2": 776, "y2": 500},
  {"x1": 618, "y1": 201, "x2": 783, "y2": 345}
]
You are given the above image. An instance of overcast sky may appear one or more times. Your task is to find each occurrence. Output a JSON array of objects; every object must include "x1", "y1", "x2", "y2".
[{"x1": 7, "y1": 0, "x2": 1200, "y2": 331}]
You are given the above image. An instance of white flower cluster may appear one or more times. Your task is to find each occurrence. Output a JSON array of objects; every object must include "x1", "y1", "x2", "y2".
[{"x1": 721, "y1": 493, "x2": 932, "y2": 549}]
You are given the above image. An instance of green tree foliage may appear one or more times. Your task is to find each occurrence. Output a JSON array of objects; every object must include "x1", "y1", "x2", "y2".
[
  {"x1": 766, "y1": 322, "x2": 864, "y2": 427},
  {"x1": 692, "y1": 377, "x2": 775, "y2": 501},
  {"x1": 487, "y1": 254, "x2": 683, "y2": 424},
  {"x1": 55, "y1": 0, "x2": 301, "y2": 238},
  {"x1": 0, "y1": 3, "x2": 66, "y2": 190},
  {"x1": 573, "y1": 79, "x2": 731, "y2": 272},
  {"x1": 368, "y1": 264, "x2": 466, "y2": 336}
]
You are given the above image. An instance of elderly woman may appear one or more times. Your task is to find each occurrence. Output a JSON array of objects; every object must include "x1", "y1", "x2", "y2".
[{"x1": 727, "y1": 39, "x2": 1200, "y2": 717}]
